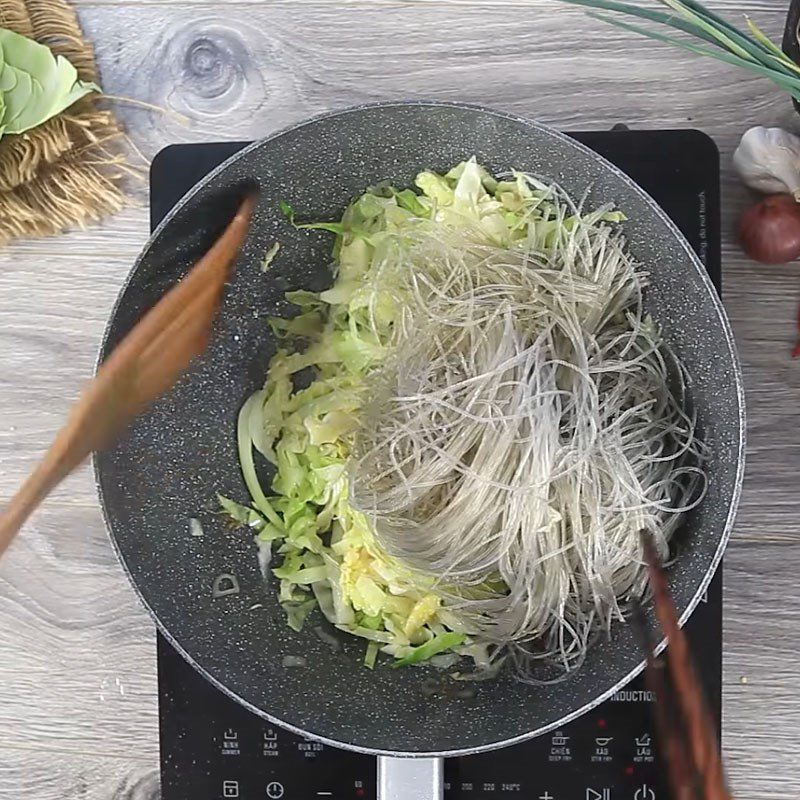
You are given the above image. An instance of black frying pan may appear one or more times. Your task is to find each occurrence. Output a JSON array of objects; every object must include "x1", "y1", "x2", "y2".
[{"x1": 95, "y1": 103, "x2": 744, "y2": 798}]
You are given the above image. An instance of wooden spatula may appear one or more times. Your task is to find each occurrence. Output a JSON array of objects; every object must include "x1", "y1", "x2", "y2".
[{"x1": 0, "y1": 194, "x2": 257, "y2": 557}]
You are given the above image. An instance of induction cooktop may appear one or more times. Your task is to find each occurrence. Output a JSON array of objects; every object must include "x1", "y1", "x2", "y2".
[{"x1": 151, "y1": 128, "x2": 722, "y2": 800}]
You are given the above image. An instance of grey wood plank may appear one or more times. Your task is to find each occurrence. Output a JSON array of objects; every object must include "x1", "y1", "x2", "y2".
[
  {"x1": 69, "y1": 0, "x2": 789, "y2": 11},
  {"x1": 68, "y1": 2, "x2": 792, "y2": 162},
  {"x1": 0, "y1": 504, "x2": 158, "y2": 760},
  {"x1": 1, "y1": 1, "x2": 799, "y2": 799},
  {"x1": 723, "y1": 542, "x2": 800, "y2": 797},
  {"x1": 0, "y1": 758, "x2": 158, "y2": 800}
]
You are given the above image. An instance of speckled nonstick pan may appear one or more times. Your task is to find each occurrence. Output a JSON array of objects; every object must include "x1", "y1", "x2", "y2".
[{"x1": 95, "y1": 103, "x2": 744, "y2": 799}]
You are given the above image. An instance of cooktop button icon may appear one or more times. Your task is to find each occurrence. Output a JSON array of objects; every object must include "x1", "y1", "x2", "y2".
[
  {"x1": 634, "y1": 785, "x2": 655, "y2": 800},
  {"x1": 222, "y1": 781, "x2": 239, "y2": 798},
  {"x1": 595, "y1": 737, "x2": 614, "y2": 747},
  {"x1": 586, "y1": 789, "x2": 610, "y2": 800},
  {"x1": 266, "y1": 782, "x2": 285, "y2": 799}
]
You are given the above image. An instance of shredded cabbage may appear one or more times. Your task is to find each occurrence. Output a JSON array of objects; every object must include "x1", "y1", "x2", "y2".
[{"x1": 226, "y1": 158, "x2": 632, "y2": 671}]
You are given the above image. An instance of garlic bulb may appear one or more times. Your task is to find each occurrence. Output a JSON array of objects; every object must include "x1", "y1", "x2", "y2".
[{"x1": 733, "y1": 126, "x2": 800, "y2": 200}]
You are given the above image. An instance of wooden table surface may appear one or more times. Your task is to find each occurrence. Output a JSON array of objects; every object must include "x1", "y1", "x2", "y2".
[{"x1": 1, "y1": 1, "x2": 799, "y2": 798}]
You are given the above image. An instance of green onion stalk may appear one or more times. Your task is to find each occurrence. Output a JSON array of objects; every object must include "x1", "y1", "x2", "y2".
[{"x1": 560, "y1": 0, "x2": 800, "y2": 102}]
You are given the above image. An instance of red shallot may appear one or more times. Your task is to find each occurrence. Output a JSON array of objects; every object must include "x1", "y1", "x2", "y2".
[{"x1": 738, "y1": 194, "x2": 800, "y2": 264}]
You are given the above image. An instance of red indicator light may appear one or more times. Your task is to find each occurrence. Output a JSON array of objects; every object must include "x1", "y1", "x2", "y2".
[
  {"x1": 356, "y1": 789, "x2": 366, "y2": 797},
  {"x1": 597, "y1": 718, "x2": 607, "y2": 729},
  {"x1": 625, "y1": 765, "x2": 635, "y2": 776}
]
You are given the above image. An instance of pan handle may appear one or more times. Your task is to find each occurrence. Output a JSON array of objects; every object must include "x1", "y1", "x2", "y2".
[{"x1": 377, "y1": 755, "x2": 444, "y2": 800}]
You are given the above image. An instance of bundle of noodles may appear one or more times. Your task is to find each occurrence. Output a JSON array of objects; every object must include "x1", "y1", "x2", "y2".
[{"x1": 348, "y1": 179, "x2": 705, "y2": 681}]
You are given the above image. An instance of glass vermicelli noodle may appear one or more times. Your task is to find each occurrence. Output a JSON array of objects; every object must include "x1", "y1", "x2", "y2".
[{"x1": 227, "y1": 159, "x2": 706, "y2": 682}]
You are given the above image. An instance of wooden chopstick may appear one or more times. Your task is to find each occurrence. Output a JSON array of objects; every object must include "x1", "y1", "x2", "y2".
[
  {"x1": 640, "y1": 535, "x2": 732, "y2": 800},
  {"x1": 0, "y1": 194, "x2": 257, "y2": 557}
]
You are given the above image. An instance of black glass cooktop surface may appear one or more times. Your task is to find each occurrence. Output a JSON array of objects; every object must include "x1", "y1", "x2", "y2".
[{"x1": 152, "y1": 129, "x2": 722, "y2": 800}]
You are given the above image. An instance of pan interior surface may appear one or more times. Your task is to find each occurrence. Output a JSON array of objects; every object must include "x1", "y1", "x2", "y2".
[{"x1": 95, "y1": 103, "x2": 743, "y2": 756}]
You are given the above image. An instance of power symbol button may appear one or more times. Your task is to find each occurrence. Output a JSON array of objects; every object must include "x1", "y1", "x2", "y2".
[
  {"x1": 634, "y1": 785, "x2": 656, "y2": 800},
  {"x1": 266, "y1": 782, "x2": 285, "y2": 799}
]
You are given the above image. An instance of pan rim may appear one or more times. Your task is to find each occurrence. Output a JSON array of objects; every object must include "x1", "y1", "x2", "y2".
[{"x1": 93, "y1": 100, "x2": 746, "y2": 757}]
